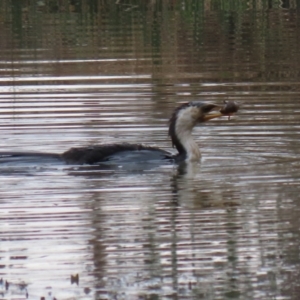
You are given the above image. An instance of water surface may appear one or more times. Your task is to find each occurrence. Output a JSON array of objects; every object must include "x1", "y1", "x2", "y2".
[{"x1": 1, "y1": 2, "x2": 300, "y2": 300}]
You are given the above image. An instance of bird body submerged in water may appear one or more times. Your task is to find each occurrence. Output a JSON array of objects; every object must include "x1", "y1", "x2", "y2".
[{"x1": 0, "y1": 101, "x2": 239, "y2": 165}]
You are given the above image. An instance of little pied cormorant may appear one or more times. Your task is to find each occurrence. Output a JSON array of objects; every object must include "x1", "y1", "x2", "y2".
[{"x1": 0, "y1": 101, "x2": 239, "y2": 165}]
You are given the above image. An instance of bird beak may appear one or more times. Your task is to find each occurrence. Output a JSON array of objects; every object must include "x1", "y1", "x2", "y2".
[
  {"x1": 202, "y1": 105, "x2": 224, "y2": 121},
  {"x1": 203, "y1": 111, "x2": 224, "y2": 121}
]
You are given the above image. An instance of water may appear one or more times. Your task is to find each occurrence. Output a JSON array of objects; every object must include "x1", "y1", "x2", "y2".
[{"x1": 1, "y1": 1, "x2": 300, "y2": 299}]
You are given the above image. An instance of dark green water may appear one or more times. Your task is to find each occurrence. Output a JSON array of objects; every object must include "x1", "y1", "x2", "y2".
[{"x1": 1, "y1": 1, "x2": 300, "y2": 299}]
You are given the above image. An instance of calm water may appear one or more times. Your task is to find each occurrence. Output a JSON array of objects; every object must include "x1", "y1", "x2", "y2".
[{"x1": 1, "y1": 1, "x2": 300, "y2": 300}]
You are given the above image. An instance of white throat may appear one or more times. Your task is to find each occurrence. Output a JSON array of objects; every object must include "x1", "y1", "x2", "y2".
[{"x1": 175, "y1": 107, "x2": 201, "y2": 162}]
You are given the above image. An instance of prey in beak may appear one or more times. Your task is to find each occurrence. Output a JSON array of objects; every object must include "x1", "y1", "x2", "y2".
[{"x1": 203, "y1": 101, "x2": 239, "y2": 121}]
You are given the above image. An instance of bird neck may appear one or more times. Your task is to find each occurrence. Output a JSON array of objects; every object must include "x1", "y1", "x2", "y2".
[
  {"x1": 169, "y1": 105, "x2": 202, "y2": 163},
  {"x1": 174, "y1": 125, "x2": 201, "y2": 162}
]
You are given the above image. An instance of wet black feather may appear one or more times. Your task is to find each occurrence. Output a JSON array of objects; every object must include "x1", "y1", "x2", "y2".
[{"x1": 62, "y1": 143, "x2": 173, "y2": 164}]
